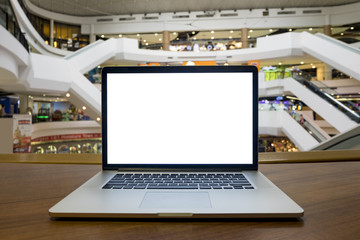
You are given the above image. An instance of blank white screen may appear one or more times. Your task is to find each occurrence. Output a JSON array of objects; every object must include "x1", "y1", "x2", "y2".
[{"x1": 107, "y1": 72, "x2": 253, "y2": 164}]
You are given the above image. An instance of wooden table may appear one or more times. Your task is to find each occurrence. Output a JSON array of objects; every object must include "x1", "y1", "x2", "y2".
[{"x1": 1, "y1": 161, "x2": 359, "y2": 240}]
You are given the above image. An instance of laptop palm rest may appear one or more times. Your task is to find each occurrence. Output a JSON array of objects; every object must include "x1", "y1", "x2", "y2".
[{"x1": 140, "y1": 192, "x2": 212, "y2": 209}]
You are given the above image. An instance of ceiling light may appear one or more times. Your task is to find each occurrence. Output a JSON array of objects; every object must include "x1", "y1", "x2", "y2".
[
  {"x1": 211, "y1": 30, "x2": 215, "y2": 34},
  {"x1": 155, "y1": 33, "x2": 158, "y2": 36},
  {"x1": 249, "y1": 30, "x2": 253, "y2": 33},
  {"x1": 82, "y1": 106, "x2": 87, "y2": 110},
  {"x1": 340, "y1": 33, "x2": 344, "y2": 36},
  {"x1": 96, "y1": 117, "x2": 101, "y2": 121},
  {"x1": 269, "y1": 29, "x2": 273, "y2": 32},
  {"x1": 119, "y1": 34, "x2": 122, "y2": 37},
  {"x1": 159, "y1": 38, "x2": 162, "y2": 41},
  {"x1": 289, "y1": 28, "x2": 293, "y2": 32},
  {"x1": 350, "y1": 27, "x2": 354, "y2": 30},
  {"x1": 101, "y1": 35, "x2": 104, "y2": 38},
  {"x1": 278, "y1": 62, "x2": 282, "y2": 65},
  {"x1": 137, "y1": 34, "x2": 140, "y2": 37},
  {"x1": 300, "y1": 61, "x2": 304, "y2": 64},
  {"x1": 192, "y1": 31, "x2": 195, "y2": 34},
  {"x1": 173, "y1": 32, "x2": 177, "y2": 35},
  {"x1": 229, "y1": 36, "x2": 232, "y2": 39},
  {"x1": 312, "y1": 65, "x2": 316, "y2": 68},
  {"x1": 65, "y1": 93, "x2": 70, "y2": 97},
  {"x1": 309, "y1": 28, "x2": 313, "y2": 31},
  {"x1": 211, "y1": 36, "x2": 214, "y2": 39},
  {"x1": 248, "y1": 36, "x2": 250, "y2": 38},
  {"x1": 230, "y1": 30, "x2": 234, "y2": 33}
]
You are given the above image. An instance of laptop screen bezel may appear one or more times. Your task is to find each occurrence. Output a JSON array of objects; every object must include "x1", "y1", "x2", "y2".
[{"x1": 101, "y1": 66, "x2": 258, "y2": 171}]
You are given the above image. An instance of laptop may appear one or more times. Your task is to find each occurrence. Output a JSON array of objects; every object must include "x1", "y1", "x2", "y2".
[{"x1": 49, "y1": 65, "x2": 304, "y2": 218}]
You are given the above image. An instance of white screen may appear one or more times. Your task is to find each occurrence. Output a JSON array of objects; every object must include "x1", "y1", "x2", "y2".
[{"x1": 106, "y1": 72, "x2": 253, "y2": 165}]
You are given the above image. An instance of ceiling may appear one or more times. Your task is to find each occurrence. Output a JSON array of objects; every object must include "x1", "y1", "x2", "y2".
[
  {"x1": 29, "y1": 0, "x2": 360, "y2": 16},
  {"x1": 26, "y1": 0, "x2": 360, "y2": 69}
]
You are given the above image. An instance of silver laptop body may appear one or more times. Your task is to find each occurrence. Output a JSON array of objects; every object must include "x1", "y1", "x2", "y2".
[{"x1": 49, "y1": 66, "x2": 303, "y2": 218}]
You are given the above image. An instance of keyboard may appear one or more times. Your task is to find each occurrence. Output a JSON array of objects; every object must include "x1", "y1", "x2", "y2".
[{"x1": 102, "y1": 173, "x2": 254, "y2": 190}]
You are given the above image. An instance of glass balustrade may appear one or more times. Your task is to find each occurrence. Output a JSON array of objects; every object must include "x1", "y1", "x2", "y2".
[{"x1": 0, "y1": 0, "x2": 29, "y2": 52}]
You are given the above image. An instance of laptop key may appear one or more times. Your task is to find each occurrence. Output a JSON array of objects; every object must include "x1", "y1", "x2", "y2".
[
  {"x1": 230, "y1": 183, "x2": 251, "y2": 187},
  {"x1": 232, "y1": 180, "x2": 250, "y2": 184},
  {"x1": 147, "y1": 185, "x2": 198, "y2": 189},
  {"x1": 112, "y1": 184, "x2": 127, "y2": 187}
]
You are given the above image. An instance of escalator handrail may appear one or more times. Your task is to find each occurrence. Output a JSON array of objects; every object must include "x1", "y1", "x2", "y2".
[
  {"x1": 64, "y1": 39, "x2": 104, "y2": 60},
  {"x1": 315, "y1": 33, "x2": 360, "y2": 55},
  {"x1": 291, "y1": 73, "x2": 360, "y2": 123}
]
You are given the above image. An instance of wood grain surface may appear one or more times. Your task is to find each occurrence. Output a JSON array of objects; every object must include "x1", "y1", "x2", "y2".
[{"x1": 0, "y1": 161, "x2": 359, "y2": 240}]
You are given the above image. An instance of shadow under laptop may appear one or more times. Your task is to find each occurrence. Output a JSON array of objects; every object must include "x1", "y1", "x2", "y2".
[{"x1": 50, "y1": 217, "x2": 305, "y2": 225}]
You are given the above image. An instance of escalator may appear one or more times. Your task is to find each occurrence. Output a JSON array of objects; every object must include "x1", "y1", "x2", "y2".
[
  {"x1": 302, "y1": 32, "x2": 360, "y2": 82},
  {"x1": 290, "y1": 111, "x2": 329, "y2": 143},
  {"x1": 291, "y1": 71, "x2": 360, "y2": 123},
  {"x1": 260, "y1": 110, "x2": 320, "y2": 151},
  {"x1": 259, "y1": 107, "x2": 331, "y2": 151},
  {"x1": 260, "y1": 71, "x2": 360, "y2": 150},
  {"x1": 312, "y1": 125, "x2": 360, "y2": 150}
]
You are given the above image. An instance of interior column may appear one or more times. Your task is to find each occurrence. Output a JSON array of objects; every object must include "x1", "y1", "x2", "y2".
[
  {"x1": 241, "y1": 28, "x2": 249, "y2": 48},
  {"x1": 163, "y1": 31, "x2": 170, "y2": 51},
  {"x1": 89, "y1": 24, "x2": 96, "y2": 43},
  {"x1": 18, "y1": 94, "x2": 33, "y2": 114},
  {"x1": 323, "y1": 25, "x2": 333, "y2": 80},
  {"x1": 50, "y1": 19, "x2": 54, "y2": 47}
]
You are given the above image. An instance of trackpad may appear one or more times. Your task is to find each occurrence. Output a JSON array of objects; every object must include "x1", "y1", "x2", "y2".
[{"x1": 140, "y1": 192, "x2": 212, "y2": 209}]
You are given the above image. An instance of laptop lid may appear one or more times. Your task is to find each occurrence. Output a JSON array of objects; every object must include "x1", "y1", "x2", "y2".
[{"x1": 101, "y1": 66, "x2": 258, "y2": 171}]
